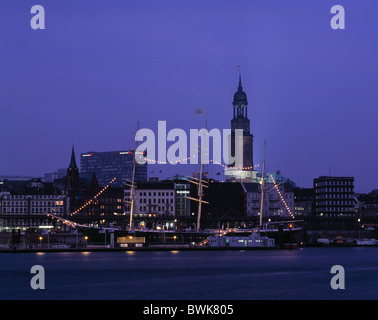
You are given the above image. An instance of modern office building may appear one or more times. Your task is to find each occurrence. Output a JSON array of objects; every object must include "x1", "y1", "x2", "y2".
[
  {"x1": 164, "y1": 175, "x2": 192, "y2": 217},
  {"x1": 313, "y1": 176, "x2": 355, "y2": 221},
  {"x1": 80, "y1": 150, "x2": 147, "y2": 187}
]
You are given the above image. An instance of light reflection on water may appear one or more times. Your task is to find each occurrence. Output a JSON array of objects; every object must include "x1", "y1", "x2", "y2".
[{"x1": 1, "y1": 247, "x2": 377, "y2": 300}]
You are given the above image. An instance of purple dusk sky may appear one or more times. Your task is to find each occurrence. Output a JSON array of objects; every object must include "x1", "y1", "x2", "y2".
[{"x1": 1, "y1": 0, "x2": 378, "y2": 193}]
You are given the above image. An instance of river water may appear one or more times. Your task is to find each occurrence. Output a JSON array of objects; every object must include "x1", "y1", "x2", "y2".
[{"x1": 1, "y1": 247, "x2": 377, "y2": 300}]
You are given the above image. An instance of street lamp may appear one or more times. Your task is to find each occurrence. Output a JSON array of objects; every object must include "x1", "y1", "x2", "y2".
[
  {"x1": 173, "y1": 235, "x2": 177, "y2": 245},
  {"x1": 84, "y1": 236, "x2": 88, "y2": 247},
  {"x1": 39, "y1": 236, "x2": 43, "y2": 248}
]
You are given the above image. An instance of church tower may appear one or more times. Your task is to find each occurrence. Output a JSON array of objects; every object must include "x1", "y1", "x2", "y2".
[
  {"x1": 65, "y1": 145, "x2": 80, "y2": 195},
  {"x1": 225, "y1": 71, "x2": 255, "y2": 182}
]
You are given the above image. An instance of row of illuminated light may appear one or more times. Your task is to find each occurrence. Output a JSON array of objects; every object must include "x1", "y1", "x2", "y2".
[
  {"x1": 270, "y1": 174, "x2": 295, "y2": 220},
  {"x1": 136, "y1": 154, "x2": 260, "y2": 170},
  {"x1": 70, "y1": 177, "x2": 117, "y2": 216},
  {"x1": 82, "y1": 151, "x2": 144, "y2": 157}
]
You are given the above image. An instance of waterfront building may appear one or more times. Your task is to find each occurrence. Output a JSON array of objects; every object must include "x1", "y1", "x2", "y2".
[
  {"x1": 164, "y1": 175, "x2": 191, "y2": 217},
  {"x1": 294, "y1": 187, "x2": 314, "y2": 218},
  {"x1": 313, "y1": 176, "x2": 355, "y2": 226},
  {"x1": 0, "y1": 178, "x2": 66, "y2": 230},
  {"x1": 189, "y1": 181, "x2": 246, "y2": 229},
  {"x1": 96, "y1": 187, "x2": 125, "y2": 227},
  {"x1": 125, "y1": 181, "x2": 176, "y2": 220},
  {"x1": 356, "y1": 191, "x2": 378, "y2": 222},
  {"x1": 243, "y1": 182, "x2": 295, "y2": 219},
  {"x1": 80, "y1": 150, "x2": 147, "y2": 187}
]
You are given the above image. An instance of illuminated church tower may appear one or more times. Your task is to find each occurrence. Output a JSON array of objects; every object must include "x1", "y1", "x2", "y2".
[{"x1": 225, "y1": 71, "x2": 256, "y2": 182}]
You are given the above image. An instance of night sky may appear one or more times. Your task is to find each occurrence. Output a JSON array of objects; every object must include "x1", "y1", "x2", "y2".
[{"x1": 1, "y1": 0, "x2": 378, "y2": 193}]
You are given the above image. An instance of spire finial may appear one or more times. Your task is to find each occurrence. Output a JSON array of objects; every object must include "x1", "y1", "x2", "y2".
[{"x1": 237, "y1": 65, "x2": 242, "y2": 90}]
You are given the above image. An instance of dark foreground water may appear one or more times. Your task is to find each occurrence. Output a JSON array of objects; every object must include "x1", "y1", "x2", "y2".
[{"x1": 1, "y1": 247, "x2": 378, "y2": 300}]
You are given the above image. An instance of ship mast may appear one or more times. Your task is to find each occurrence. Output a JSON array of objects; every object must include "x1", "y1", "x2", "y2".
[
  {"x1": 259, "y1": 139, "x2": 266, "y2": 229},
  {"x1": 185, "y1": 110, "x2": 209, "y2": 232},
  {"x1": 126, "y1": 121, "x2": 139, "y2": 232},
  {"x1": 196, "y1": 112, "x2": 208, "y2": 231},
  {"x1": 197, "y1": 140, "x2": 205, "y2": 232},
  {"x1": 184, "y1": 174, "x2": 209, "y2": 232}
]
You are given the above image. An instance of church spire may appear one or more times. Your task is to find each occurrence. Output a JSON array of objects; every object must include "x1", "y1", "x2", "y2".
[
  {"x1": 233, "y1": 68, "x2": 248, "y2": 107},
  {"x1": 65, "y1": 143, "x2": 80, "y2": 194},
  {"x1": 69, "y1": 144, "x2": 78, "y2": 171}
]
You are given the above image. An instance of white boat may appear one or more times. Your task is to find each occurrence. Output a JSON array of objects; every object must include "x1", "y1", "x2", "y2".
[
  {"x1": 317, "y1": 238, "x2": 378, "y2": 246},
  {"x1": 208, "y1": 228, "x2": 275, "y2": 248},
  {"x1": 52, "y1": 244, "x2": 71, "y2": 249},
  {"x1": 355, "y1": 239, "x2": 378, "y2": 246}
]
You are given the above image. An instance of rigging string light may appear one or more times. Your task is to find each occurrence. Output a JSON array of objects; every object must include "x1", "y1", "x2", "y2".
[
  {"x1": 270, "y1": 174, "x2": 295, "y2": 219},
  {"x1": 67, "y1": 155, "x2": 257, "y2": 217},
  {"x1": 70, "y1": 177, "x2": 117, "y2": 216},
  {"x1": 136, "y1": 154, "x2": 259, "y2": 170}
]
